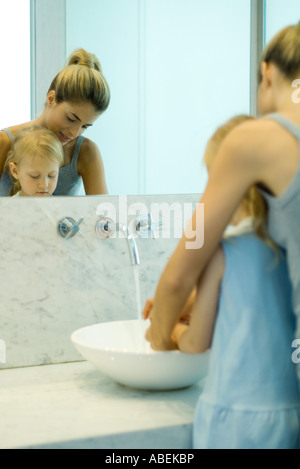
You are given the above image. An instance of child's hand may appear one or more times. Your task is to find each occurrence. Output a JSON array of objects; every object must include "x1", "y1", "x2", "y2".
[
  {"x1": 143, "y1": 289, "x2": 196, "y2": 350},
  {"x1": 171, "y1": 322, "x2": 189, "y2": 348},
  {"x1": 142, "y1": 298, "x2": 154, "y2": 320},
  {"x1": 145, "y1": 319, "x2": 178, "y2": 350}
]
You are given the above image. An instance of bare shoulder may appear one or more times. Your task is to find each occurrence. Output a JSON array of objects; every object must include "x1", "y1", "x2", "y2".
[
  {"x1": 214, "y1": 118, "x2": 289, "y2": 182},
  {"x1": 78, "y1": 137, "x2": 102, "y2": 164},
  {"x1": 225, "y1": 118, "x2": 292, "y2": 155},
  {"x1": 81, "y1": 137, "x2": 101, "y2": 156},
  {"x1": 77, "y1": 136, "x2": 108, "y2": 194},
  {"x1": 0, "y1": 122, "x2": 35, "y2": 150},
  {"x1": 0, "y1": 130, "x2": 13, "y2": 167},
  {"x1": 77, "y1": 137, "x2": 103, "y2": 170},
  {"x1": 0, "y1": 130, "x2": 11, "y2": 146},
  {"x1": 221, "y1": 119, "x2": 274, "y2": 157}
]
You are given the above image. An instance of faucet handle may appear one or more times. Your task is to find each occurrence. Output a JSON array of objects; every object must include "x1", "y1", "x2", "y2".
[
  {"x1": 134, "y1": 214, "x2": 162, "y2": 238},
  {"x1": 95, "y1": 216, "x2": 116, "y2": 238},
  {"x1": 57, "y1": 217, "x2": 85, "y2": 239}
]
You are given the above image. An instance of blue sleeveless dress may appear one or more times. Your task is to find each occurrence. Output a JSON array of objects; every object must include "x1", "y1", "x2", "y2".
[
  {"x1": 0, "y1": 128, "x2": 85, "y2": 196},
  {"x1": 193, "y1": 229, "x2": 300, "y2": 449}
]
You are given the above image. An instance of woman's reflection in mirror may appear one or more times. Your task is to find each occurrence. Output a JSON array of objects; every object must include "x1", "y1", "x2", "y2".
[{"x1": 0, "y1": 49, "x2": 110, "y2": 197}]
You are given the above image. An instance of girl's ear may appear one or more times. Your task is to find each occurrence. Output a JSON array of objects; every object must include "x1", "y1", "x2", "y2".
[
  {"x1": 46, "y1": 90, "x2": 56, "y2": 106},
  {"x1": 9, "y1": 162, "x2": 19, "y2": 180}
]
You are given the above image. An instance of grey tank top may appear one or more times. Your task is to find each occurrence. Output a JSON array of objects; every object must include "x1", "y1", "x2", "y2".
[
  {"x1": 259, "y1": 113, "x2": 300, "y2": 345},
  {"x1": 0, "y1": 128, "x2": 85, "y2": 196}
]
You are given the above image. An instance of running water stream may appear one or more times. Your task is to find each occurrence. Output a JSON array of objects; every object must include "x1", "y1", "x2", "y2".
[
  {"x1": 132, "y1": 264, "x2": 150, "y2": 351},
  {"x1": 133, "y1": 264, "x2": 142, "y2": 321}
]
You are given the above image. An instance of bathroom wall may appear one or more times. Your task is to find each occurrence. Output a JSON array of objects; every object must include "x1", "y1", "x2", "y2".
[
  {"x1": 0, "y1": 194, "x2": 200, "y2": 369},
  {"x1": 65, "y1": 0, "x2": 251, "y2": 195},
  {"x1": 0, "y1": 0, "x2": 30, "y2": 129}
]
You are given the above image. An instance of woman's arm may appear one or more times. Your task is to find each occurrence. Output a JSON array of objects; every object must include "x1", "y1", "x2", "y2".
[
  {"x1": 146, "y1": 122, "x2": 262, "y2": 350},
  {"x1": 77, "y1": 138, "x2": 108, "y2": 194},
  {"x1": 172, "y1": 245, "x2": 224, "y2": 353},
  {"x1": 143, "y1": 289, "x2": 197, "y2": 323}
]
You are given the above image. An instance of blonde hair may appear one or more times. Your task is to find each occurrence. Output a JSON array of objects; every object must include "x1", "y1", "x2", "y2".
[
  {"x1": 5, "y1": 126, "x2": 64, "y2": 196},
  {"x1": 48, "y1": 48, "x2": 110, "y2": 113},
  {"x1": 204, "y1": 115, "x2": 277, "y2": 251},
  {"x1": 259, "y1": 22, "x2": 300, "y2": 81}
]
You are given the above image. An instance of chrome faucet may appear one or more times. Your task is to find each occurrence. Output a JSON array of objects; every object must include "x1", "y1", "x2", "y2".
[{"x1": 96, "y1": 217, "x2": 140, "y2": 265}]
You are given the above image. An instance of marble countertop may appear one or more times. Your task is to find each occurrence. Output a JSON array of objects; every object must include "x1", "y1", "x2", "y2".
[{"x1": 0, "y1": 361, "x2": 204, "y2": 449}]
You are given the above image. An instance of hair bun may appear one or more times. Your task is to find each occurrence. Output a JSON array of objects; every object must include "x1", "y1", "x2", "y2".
[
  {"x1": 49, "y1": 48, "x2": 110, "y2": 113},
  {"x1": 68, "y1": 48, "x2": 102, "y2": 72}
]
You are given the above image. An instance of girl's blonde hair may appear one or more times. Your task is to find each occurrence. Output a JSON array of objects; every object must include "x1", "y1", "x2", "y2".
[
  {"x1": 204, "y1": 115, "x2": 277, "y2": 251},
  {"x1": 48, "y1": 48, "x2": 110, "y2": 113},
  {"x1": 5, "y1": 126, "x2": 64, "y2": 196},
  {"x1": 259, "y1": 22, "x2": 300, "y2": 81}
]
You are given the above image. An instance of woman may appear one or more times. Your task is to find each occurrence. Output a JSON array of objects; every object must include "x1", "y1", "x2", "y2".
[
  {"x1": 0, "y1": 48, "x2": 110, "y2": 196},
  {"x1": 145, "y1": 23, "x2": 300, "y2": 362}
]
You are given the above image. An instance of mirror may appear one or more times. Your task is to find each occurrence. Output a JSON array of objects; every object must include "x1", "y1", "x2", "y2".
[
  {"x1": 4, "y1": 0, "x2": 298, "y2": 196},
  {"x1": 65, "y1": 0, "x2": 251, "y2": 195}
]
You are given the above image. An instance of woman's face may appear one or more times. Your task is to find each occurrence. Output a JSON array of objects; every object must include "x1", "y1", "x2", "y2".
[{"x1": 45, "y1": 92, "x2": 101, "y2": 146}]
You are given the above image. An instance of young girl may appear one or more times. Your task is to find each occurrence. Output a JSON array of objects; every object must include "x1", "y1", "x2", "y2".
[
  {"x1": 169, "y1": 115, "x2": 300, "y2": 449},
  {"x1": 0, "y1": 48, "x2": 110, "y2": 196},
  {"x1": 5, "y1": 126, "x2": 64, "y2": 197}
]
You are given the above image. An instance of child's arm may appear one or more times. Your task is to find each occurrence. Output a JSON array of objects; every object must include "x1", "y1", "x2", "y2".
[{"x1": 172, "y1": 245, "x2": 224, "y2": 353}]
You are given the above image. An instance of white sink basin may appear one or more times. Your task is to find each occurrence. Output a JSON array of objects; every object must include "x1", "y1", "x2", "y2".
[{"x1": 71, "y1": 319, "x2": 210, "y2": 391}]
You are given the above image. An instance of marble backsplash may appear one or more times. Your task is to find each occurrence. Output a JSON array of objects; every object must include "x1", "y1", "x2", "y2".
[{"x1": 0, "y1": 194, "x2": 200, "y2": 369}]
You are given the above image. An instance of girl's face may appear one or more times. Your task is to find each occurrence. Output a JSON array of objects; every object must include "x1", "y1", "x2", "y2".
[
  {"x1": 45, "y1": 92, "x2": 101, "y2": 146},
  {"x1": 9, "y1": 154, "x2": 59, "y2": 197}
]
